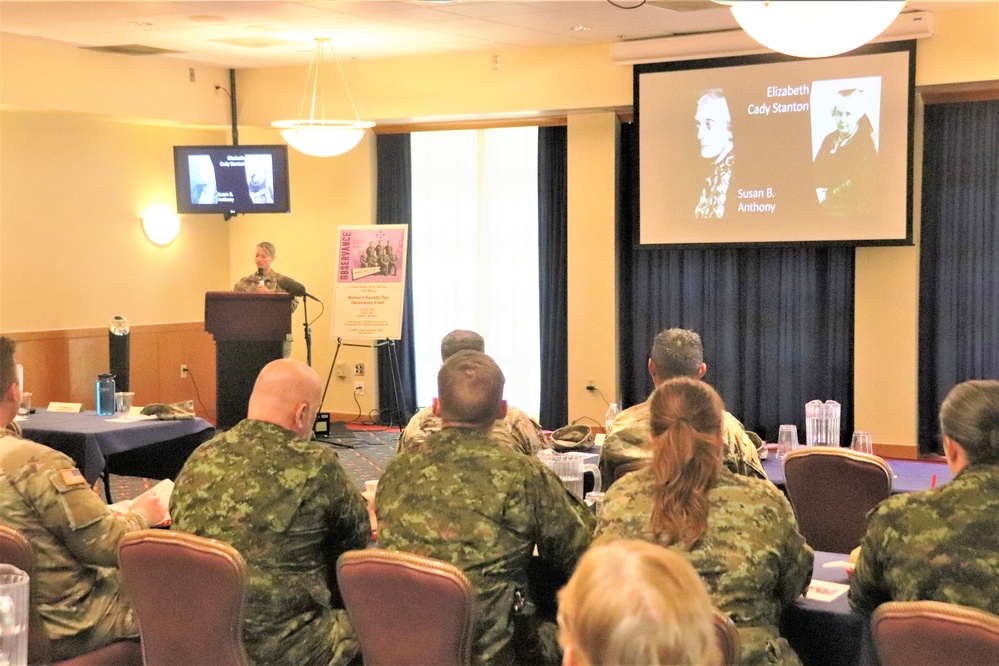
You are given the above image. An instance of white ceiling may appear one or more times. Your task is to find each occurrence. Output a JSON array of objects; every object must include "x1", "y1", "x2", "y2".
[{"x1": 0, "y1": 1, "x2": 985, "y2": 69}]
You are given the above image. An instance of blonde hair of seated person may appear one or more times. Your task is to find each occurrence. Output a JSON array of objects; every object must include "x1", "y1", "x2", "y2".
[{"x1": 557, "y1": 540, "x2": 720, "y2": 666}]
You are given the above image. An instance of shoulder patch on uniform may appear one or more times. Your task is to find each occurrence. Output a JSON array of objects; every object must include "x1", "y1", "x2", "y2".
[{"x1": 60, "y1": 468, "x2": 87, "y2": 487}]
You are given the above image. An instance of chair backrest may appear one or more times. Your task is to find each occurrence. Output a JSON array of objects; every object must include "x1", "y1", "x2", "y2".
[
  {"x1": 781, "y1": 446, "x2": 893, "y2": 553},
  {"x1": 872, "y1": 600, "x2": 999, "y2": 666},
  {"x1": 117, "y1": 529, "x2": 249, "y2": 666},
  {"x1": 337, "y1": 549, "x2": 477, "y2": 666},
  {"x1": 712, "y1": 608, "x2": 741, "y2": 666}
]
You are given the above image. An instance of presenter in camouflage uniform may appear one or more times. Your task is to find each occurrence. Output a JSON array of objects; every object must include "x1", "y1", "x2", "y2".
[
  {"x1": 850, "y1": 379, "x2": 999, "y2": 615},
  {"x1": 233, "y1": 241, "x2": 299, "y2": 358},
  {"x1": 378, "y1": 351, "x2": 595, "y2": 665},
  {"x1": 397, "y1": 330, "x2": 548, "y2": 456},
  {"x1": 594, "y1": 377, "x2": 812, "y2": 666},
  {"x1": 600, "y1": 328, "x2": 765, "y2": 487},
  {"x1": 0, "y1": 337, "x2": 169, "y2": 660},
  {"x1": 171, "y1": 358, "x2": 369, "y2": 666}
]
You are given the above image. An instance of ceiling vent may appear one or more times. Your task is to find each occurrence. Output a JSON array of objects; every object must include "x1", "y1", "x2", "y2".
[{"x1": 80, "y1": 44, "x2": 183, "y2": 56}]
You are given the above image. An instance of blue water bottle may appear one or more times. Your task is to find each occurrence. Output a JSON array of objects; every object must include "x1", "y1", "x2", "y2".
[{"x1": 96, "y1": 373, "x2": 116, "y2": 416}]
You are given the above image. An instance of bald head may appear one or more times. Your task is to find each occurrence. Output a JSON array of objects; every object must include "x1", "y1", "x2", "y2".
[
  {"x1": 247, "y1": 359, "x2": 322, "y2": 439},
  {"x1": 441, "y1": 330, "x2": 485, "y2": 362}
]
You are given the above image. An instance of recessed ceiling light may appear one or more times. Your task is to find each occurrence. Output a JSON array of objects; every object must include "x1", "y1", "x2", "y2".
[
  {"x1": 571, "y1": 26, "x2": 592, "y2": 32},
  {"x1": 129, "y1": 21, "x2": 152, "y2": 27}
]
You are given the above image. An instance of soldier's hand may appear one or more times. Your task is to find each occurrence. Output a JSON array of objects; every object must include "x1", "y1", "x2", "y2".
[{"x1": 131, "y1": 489, "x2": 170, "y2": 526}]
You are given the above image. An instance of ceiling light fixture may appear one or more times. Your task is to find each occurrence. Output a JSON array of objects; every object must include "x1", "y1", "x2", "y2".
[
  {"x1": 272, "y1": 37, "x2": 375, "y2": 158},
  {"x1": 723, "y1": 1, "x2": 906, "y2": 59}
]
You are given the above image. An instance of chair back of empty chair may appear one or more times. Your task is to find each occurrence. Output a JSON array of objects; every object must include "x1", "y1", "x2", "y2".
[
  {"x1": 337, "y1": 549, "x2": 477, "y2": 666},
  {"x1": 712, "y1": 608, "x2": 741, "y2": 666},
  {"x1": 117, "y1": 529, "x2": 249, "y2": 666},
  {"x1": 781, "y1": 446, "x2": 893, "y2": 553},
  {"x1": 872, "y1": 600, "x2": 999, "y2": 666}
]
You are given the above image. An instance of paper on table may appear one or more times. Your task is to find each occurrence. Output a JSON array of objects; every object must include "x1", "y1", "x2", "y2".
[
  {"x1": 105, "y1": 414, "x2": 158, "y2": 422},
  {"x1": 823, "y1": 560, "x2": 856, "y2": 575},
  {"x1": 107, "y1": 478, "x2": 174, "y2": 527},
  {"x1": 805, "y1": 580, "x2": 850, "y2": 602}
]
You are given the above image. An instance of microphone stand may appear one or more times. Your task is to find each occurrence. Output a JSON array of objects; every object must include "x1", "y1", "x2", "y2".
[{"x1": 302, "y1": 295, "x2": 313, "y2": 367}]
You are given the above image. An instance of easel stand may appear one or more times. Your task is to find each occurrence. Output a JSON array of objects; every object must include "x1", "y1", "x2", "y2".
[{"x1": 323, "y1": 338, "x2": 409, "y2": 428}]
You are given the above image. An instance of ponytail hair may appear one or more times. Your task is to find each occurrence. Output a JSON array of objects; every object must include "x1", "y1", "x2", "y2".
[
  {"x1": 940, "y1": 379, "x2": 999, "y2": 466},
  {"x1": 647, "y1": 377, "x2": 725, "y2": 548}
]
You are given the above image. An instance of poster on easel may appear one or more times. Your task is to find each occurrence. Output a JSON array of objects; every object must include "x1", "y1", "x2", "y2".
[{"x1": 331, "y1": 225, "x2": 408, "y2": 340}]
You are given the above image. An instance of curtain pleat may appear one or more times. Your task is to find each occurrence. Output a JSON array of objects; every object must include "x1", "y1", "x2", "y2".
[
  {"x1": 375, "y1": 133, "x2": 416, "y2": 425},
  {"x1": 918, "y1": 99, "x2": 999, "y2": 454},
  {"x1": 538, "y1": 126, "x2": 569, "y2": 429},
  {"x1": 617, "y1": 122, "x2": 855, "y2": 444}
]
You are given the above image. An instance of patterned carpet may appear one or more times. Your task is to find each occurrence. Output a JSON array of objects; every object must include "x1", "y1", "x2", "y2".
[{"x1": 100, "y1": 424, "x2": 400, "y2": 502}]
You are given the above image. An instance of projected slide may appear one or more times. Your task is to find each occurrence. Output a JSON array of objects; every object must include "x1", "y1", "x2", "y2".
[{"x1": 638, "y1": 44, "x2": 912, "y2": 246}]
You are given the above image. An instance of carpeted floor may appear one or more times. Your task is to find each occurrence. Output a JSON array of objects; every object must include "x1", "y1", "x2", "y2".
[{"x1": 99, "y1": 423, "x2": 400, "y2": 503}]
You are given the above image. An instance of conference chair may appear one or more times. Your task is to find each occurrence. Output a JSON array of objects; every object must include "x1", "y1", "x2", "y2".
[
  {"x1": 117, "y1": 529, "x2": 249, "y2": 666},
  {"x1": 871, "y1": 600, "x2": 999, "y2": 666},
  {"x1": 0, "y1": 523, "x2": 142, "y2": 666},
  {"x1": 337, "y1": 549, "x2": 477, "y2": 666},
  {"x1": 712, "y1": 608, "x2": 742, "y2": 666},
  {"x1": 781, "y1": 446, "x2": 893, "y2": 553}
]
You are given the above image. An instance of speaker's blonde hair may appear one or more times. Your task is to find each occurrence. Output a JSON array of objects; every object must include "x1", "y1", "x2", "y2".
[{"x1": 558, "y1": 540, "x2": 720, "y2": 666}]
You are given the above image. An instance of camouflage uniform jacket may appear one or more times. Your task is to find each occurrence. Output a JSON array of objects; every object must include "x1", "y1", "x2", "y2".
[
  {"x1": 234, "y1": 270, "x2": 299, "y2": 312},
  {"x1": 0, "y1": 429, "x2": 147, "y2": 658},
  {"x1": 594, "y1": 467, "x2": 813, "y2": 666},
  {"x1": 171, "y1": 419, "x2": 370, "y2": 666},
  {"x1": 849, "y1": 464, "x2": 999, "y2": 615},
  {"x1": 599, "y1": 399, "x2": 766, "y2": 486},
  {"x1": 397, "y1": 405, "x2": 548, "y2": 456},
  {"x1": 377, "y1": 427, "x2": 596, "y2": 665}
]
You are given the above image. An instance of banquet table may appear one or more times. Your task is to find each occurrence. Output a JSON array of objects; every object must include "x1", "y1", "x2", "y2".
[
  {"x1": 762, "y1": 452, "x2": 952, "y2": 492},
  {"x1": 17, "y1": 408, "x2": 215, "y2": 496},
  {"x1": 782, "y1": 550, "x2": 877, "y2": 666}
]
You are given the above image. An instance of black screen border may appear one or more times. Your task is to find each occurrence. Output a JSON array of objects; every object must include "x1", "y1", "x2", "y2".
[
  {"x1": 173, "y1": 144, "x2": 291, "y2": 215},
  {"x1": 633, "y1": 40, "x2": 916, "y2": 250}
]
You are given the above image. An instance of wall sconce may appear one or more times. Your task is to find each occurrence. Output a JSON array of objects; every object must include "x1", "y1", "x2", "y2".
[{"x1": 142, "y1": 205, "x2": 181, "y2": 245}]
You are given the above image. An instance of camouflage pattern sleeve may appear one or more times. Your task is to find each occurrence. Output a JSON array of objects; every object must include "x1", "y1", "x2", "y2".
[
  {"x1": 397, "y1": 407, "x2": 438, "y2": 453},
  {"x1": 507, "y1": 406, "x2": 549, "y2": 456},
  {"x1": 233, "y1": 274, "x2": 260, "y2": 291},
  {"x1": 529, "y1": 463, "x2": 596, "y2": 569},
  {"x1": 772, "y1": 490, "x2": 814, "y2": 606},
  {"x1": 849, "y1": 466, "x2": 999, "y2": 616},
  {"x1": 598, "y1": 402, "x2": 652, "y2": 486},
  {"x1": 721, "y1": 411, "x2": 767, "y2": 480}
]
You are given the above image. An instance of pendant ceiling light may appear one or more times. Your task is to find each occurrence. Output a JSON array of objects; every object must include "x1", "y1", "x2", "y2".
[
  {"x1": 724, "y1": 1, "x2": 906, "y2": 59},
  {"x1": 272, "y1": 37, "x2": 375, "y2": 157}
]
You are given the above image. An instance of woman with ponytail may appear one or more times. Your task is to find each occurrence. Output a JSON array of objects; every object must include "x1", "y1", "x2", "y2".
[
  {"x1": 850, "y1": 379, "x2": 999, "y2": 615},
  {"x1": 594, "y1": 377, "x2": 812, "y2": 666}
]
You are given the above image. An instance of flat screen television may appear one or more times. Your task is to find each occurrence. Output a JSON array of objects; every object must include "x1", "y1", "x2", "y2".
[
  {"x1": 636, "y1": 41, "x2": 915, "y2": 247},
  {"x1": 173, "y1": 144, "x2": 290, "y2": 215}
]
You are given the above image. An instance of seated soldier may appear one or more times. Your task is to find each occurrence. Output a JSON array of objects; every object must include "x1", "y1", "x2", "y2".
[
  {"x1": 378, "y1": 350, "x2": 595, "y2": 665},
  {"x1": 850, "y1": 379, "x2": 999, "y2": 615},
  {"x1": 398, "y1": 329, "x2": 547, "y2": 456},
  {"x1": 600, "y1": 327, "x2": 765, "y2": 487},
  {"x1": 0, "y1": 336, "x2": 168, "y2": 660}
]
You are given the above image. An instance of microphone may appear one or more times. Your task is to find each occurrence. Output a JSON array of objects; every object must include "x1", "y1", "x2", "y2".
[
  {"x1": 276, "y1": 275, "x2": 319, "y2": 300},
  {"x1": 256, "y1": 267, "x2": 265, "y2": 286}
]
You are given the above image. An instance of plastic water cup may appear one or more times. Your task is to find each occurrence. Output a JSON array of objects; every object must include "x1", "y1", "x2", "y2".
[
  {"x1": 776, "y1": 425, "x2": 799, "y2": 460},
  {"x1": 0, "y1": 565, "x2": 29, "y2": 666},
  {"x1": 851, "y1": 431, "x2": 873, "y2": 455},
  {"x1": 114, "y1": 392, "x2": 135, "y2": 414}
]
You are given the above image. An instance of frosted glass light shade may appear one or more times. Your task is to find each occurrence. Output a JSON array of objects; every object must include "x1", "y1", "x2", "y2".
[
  {"x1": 730, "y1": 1, "x2": 906, "y2": 58},
  {"x1": 273, "y1": 120, "x2": 375, "y2": 157},
  {"x1": 142, "y1": 206, "x2": 180, "y2": 245}
]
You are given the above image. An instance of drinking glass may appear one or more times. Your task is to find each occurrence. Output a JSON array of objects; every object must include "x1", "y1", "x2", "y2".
[
  {"x1": 851, "y1": 431, "x2": 873, "y2": 455},
  {"x1": 776, "y1": 425, "x2": 799, "y2": 460}
]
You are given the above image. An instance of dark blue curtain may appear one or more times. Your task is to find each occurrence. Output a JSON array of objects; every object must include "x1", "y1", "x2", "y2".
[
  {"x1": 617, "y1": 122, "x2": 855, "y2": 443},
  {"x1": 918, "y1": 99, "x2": 999, "y2": 454},
  {"x1": 538, "y1": 126, "x2": 569, "y2": 429},
  {"x1": 376, "y1": 133, "x2": 416, "y2": 426}
]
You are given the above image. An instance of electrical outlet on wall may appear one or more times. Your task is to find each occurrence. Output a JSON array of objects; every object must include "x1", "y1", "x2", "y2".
[
  {"x1": 354, "y1": 363, "x2": 365, "y2": 376},
  {"x1": 354, "y1": 381, "x2": 365, "y2": 395},
  {"x1": 180, "y1": 364, "x2": 189, "y2": 378}
]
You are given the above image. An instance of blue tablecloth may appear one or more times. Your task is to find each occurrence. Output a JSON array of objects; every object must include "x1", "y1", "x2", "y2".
[
  {"x1": 17, "y1": 409, "x2": 214, "y2": 485},
  {"x1": 762, "y1": 452, "x2": 952, "y2": 492}
]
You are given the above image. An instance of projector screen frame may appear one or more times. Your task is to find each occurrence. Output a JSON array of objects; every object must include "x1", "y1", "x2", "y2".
[{"x1": 633, "y1": 40, "x2": 916, "y2": 250}]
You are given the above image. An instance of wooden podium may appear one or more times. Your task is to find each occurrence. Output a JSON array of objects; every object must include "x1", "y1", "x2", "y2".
[{"x1": 205, "y1": 292, "x2": 292, "y2": 430}]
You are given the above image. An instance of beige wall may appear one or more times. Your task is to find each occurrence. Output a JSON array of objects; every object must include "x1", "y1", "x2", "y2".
[{"x1": 1, "y1": 4, "x2": 997, "y2": 429}]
